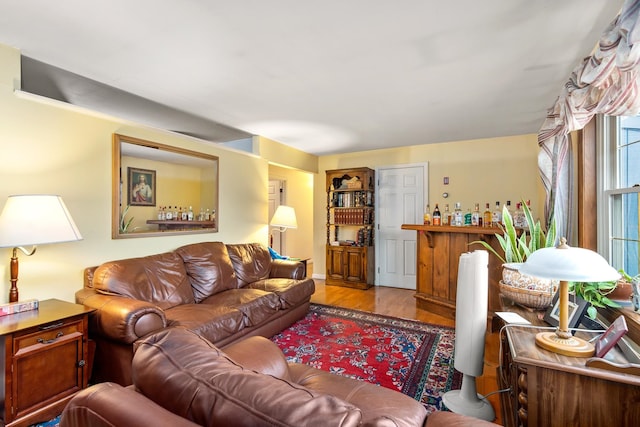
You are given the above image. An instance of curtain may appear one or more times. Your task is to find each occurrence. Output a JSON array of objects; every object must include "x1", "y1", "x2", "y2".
[{"x1": 538, "y1": 0, "x2": 640, "y2": 241}]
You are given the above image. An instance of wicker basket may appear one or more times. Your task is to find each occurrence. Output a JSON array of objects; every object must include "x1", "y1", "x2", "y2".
[{"x1": 499, "y1": 280, "x2": 555, "y2": 310}]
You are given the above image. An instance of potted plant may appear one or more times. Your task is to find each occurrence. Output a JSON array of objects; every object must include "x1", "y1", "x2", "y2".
[
  {"x1": 571, "y1": 270, "x2": 639, "y2": 319},
  {"x1": 472, "y1": 200, "x2": 558, "y2": 309}
]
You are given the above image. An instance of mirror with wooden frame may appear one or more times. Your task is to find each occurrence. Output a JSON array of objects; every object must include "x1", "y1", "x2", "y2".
[{"x1": 112, "y1": 133, "x2": 219, "y2": 239}]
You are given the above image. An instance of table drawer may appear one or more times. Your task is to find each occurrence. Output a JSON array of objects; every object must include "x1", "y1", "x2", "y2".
[{"x1": 13, "y1": 320, "x2": 83, "y2": 355}]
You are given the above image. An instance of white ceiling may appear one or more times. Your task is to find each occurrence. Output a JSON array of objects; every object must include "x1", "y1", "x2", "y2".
[{"x1": 0, "y1": 1, "x2": 625, "y2": 155}]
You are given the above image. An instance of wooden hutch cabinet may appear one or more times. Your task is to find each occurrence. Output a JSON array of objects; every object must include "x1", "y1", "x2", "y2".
[{"x1": 326, "y1": 167, "x2": 375, "y2": 289}]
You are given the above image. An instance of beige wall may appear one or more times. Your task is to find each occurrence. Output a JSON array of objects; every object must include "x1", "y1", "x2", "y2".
[
  {"x1": 313, "y1": 135, "x2": 544, "y2": 278},
  {"x1": 268, "y1": 164, "x2": 314, "y2": 262},
  {"x1": 0, "y1": 44, "x2": 279, "y2": 303}
]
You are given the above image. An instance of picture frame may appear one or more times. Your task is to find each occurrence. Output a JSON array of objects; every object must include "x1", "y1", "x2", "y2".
[
  {"x1": 128, "y1": 167, "x2": 156, "y2": 206},
  {"x1": 543, "y1": 291, "x2": 589, "y2": 334}
]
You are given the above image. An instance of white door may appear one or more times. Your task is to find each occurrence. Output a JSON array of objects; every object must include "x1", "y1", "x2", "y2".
[
  {"x1": 268, "y1": 179, "x2": 284, "y2": 253},
  {"x1": 376, "y1": 164, "x2": 427, "y2": 289}
]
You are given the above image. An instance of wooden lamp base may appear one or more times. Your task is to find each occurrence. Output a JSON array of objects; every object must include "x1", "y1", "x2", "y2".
[{"x1": 535, "y1": 331, "x2": 595, "y2": 357}]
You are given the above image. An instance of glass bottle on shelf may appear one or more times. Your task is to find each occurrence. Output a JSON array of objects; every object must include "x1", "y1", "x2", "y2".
[
  {"x1": 423, "y1": 204, "x2": 431, "y2": 225},
  {"x1": 491, "y1": 201, "x2": 501, "y2": 227},
  {"x1": 442, "y1": 204, "x2": 451, "y2": 225},
  {"x1": 432, "y1": 204, "x2": 441, "y2": 226},
  {"x1": 471, "y1": 203, "x2": 481, "y2": 226},
  {"x1": 513, "y1": 202, "x2": 523, "y2": 228},
  {"x1": 464, "y1": 208, "x2": 472, "y2": 226},
  {"x1": 483, "y1": 203, "x2": 492, "y2": 227},
  {"x1": 188, "y1": 206, "x2": 194, "y2": 221},
  {"x1": 453, "y1": 202, "x2": 463, "y2": 226}
]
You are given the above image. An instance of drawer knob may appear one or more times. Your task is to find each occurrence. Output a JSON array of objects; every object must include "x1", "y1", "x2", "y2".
[
  {"x1": 37, "y1": 331, "x2": 63, "y2": 344},
  {"x1": 77, "y1": 359, "x2": 86, "y2": 367}
]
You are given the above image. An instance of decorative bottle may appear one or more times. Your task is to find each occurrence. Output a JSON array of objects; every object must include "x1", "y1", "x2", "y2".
[
  {"x1": 471, "y1": 203, "x2": 481, "y2": 226},
  {"x1": 423, "y1": 204, "x2": 431, "y2": 225},
  {"x1": 453, "y1": 202, "x2": 463, "y2": 226},
  {"x1": 188, "y1": 206, "x2": 194, "y2": 221},
  {"x1": 442, "y1": 204, "x2": 451, "y2": 226},
  {"x1": 432, "y1": 204, "x2": 441, "y2": 226},
  {"x1": 483, "y1": 203, "x2": 492, "y2": 227},
  {"x1": 491, "y1": 201, "x2": 501, "y2": 227}
]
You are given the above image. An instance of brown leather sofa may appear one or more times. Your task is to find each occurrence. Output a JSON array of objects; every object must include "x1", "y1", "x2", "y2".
[
  {"x1": 76, "y1": 242, "x2": 315, "y2": 386},
  {"x1": 60, "y1": 328, "x2": 499, "y2": 427}
]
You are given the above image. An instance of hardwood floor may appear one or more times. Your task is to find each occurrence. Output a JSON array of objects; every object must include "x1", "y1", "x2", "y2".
[{"x1": 311, "y1": 280, "x2": 504, "y2": 426}]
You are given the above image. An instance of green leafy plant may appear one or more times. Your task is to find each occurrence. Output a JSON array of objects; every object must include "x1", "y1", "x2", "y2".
[
  {"x1": 573, "y1": 269, "x2": 639, "y2": 319},
  {"x1": 119, "y1": 205, "x2": 135, "y2": 233},
  {"x1": 570, "y1": 280, "x2": 620, "y2": 320},
  {"x1": 472, "y1": 200, "x2": 557, "y2": 264}
]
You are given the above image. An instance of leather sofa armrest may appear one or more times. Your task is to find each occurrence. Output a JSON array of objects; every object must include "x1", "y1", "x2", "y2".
[
  {"x1": 60, "y1": 382, "x2": 199, "y2": 427},
  {"x1": 222, "y1": 336, "x2": 291, "y2": 380},
  {"x1": 270, "y1": 259, "x2": 305, "y2": 279},
  {"x1": 76, "y1": 289, "x2": 166, "y2": 344}
]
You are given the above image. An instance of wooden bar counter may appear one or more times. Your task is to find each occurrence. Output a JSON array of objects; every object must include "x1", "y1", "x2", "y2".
[{"x1": 401, "y1": 224, "x2": 503, "y2": 319}]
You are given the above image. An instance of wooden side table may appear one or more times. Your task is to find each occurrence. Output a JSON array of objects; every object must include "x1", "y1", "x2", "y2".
[
  {"x1": 496, "y1": 302, "x2": 640, "y2": 426},
  {"x1": 0, "y1": 299, "x2": 94, "y2": 427}
]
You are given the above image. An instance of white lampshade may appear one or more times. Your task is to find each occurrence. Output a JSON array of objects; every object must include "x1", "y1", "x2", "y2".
[
  {"x1": 518, "y1": 238, "x2": 620, "y2": 357},
  {"x1": 519, "y1": 244, "x2": 620, "y2": 283},
  {"x1": 0, "y1": 195, "x2": 83, "y2": 247},
  {"x1": 270, "y1": 205, "x2": 297, "y2": 230}
]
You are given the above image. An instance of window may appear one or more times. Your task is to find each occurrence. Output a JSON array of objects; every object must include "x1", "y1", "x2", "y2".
[{"x1": 598, "y1": 115, "x2": 640, "y2": 276}]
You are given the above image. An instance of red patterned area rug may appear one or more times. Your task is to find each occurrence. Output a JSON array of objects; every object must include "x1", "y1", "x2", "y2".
[{"x1": 271, "y1": 303, "x2": 462, "y2": 413}]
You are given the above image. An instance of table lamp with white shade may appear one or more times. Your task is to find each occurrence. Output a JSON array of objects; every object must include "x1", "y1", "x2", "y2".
[
  {"x1": 270, "y1": 205, "x2": 297, "y2": 232},
  {"x1": 0, "y1": 195, "x2": 83, "y2": 302},
  {"x1": 518, "y1": 238, "x2": 620, "y2": 357}
]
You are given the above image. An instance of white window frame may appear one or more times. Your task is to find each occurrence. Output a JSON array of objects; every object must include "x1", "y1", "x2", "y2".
[{"x1": 596, "y1": 114, "x2": 640, "y2": 271}]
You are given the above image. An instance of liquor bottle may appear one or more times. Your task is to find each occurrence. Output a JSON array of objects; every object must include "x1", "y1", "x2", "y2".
[
  {"x1": 513, "y1": 202, "x2": 523, "y2": 228},
  {"x1": 432, "y1": 204, "x2": 441, "y2": 226},
  {"x1": 471, "y1": 203, "x2": 481, "y2": 226},
  {"x1": 464, "y1": 208, "x2": 472, "y2": 226},
  {"x1": 483, "y1": 203, "x2": 492, "y2": 227},
  {"x1": 423, "y1": 204, "x2": 431, "y2": 225},
  {"x1": 491, "y1": 201, "x2": 501, "y2": 227},
  {"x1": 442, "y1": 204, "x2": 451, "y2": 226},
  {"x1": 166, "y1": 206, "x2": 173, "y2": 220},
  {"x1": 173, "y1": 206, "x2": 179, "y2": 220},
  {"x1": 188, "y1": 206, "x2": 194, "y2": 221},
  {"x1": 181, "y1": 206, "x2": 188, "y2": 221},
  {"x1": 453, "y1": 202, "x2": 463, "y2": 226}
]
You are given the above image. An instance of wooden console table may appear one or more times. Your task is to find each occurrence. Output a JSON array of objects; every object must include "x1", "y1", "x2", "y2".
[
  {"x1": 400, "y1": 224, "x2": 503, "y2": 319},
  {"x1": 497, "y1": 303, "x2": 640, "y2": 427}
]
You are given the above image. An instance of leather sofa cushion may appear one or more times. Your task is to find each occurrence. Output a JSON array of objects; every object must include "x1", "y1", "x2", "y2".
[
  {"x1": 248, "y1": 278, "x2": 316, "y2": 308},
  {"x1": 226, "y1": 243, "x2": 272, "y2": 287},
  {"x1": 175, "y1": 242, "x2": 237, "y2": 302},
  {"x1": 133, "y1": 328, "x2": 363, "y2": 427},
  {"x1": 93, "y1": 252, "x2": 194, "y2": 310},
  {"x1": 200, "y1": 288, "x2": 281, "y2": 326},
  {"x1": 165, "y1": 304, "x2": 245, "y2": 343}
]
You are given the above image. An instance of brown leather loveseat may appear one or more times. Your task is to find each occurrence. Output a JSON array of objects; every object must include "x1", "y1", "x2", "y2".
[
  {"x1": 60, "y1": 328, "x2": 499, "y2": 427},
  {"x1": 76, "y1": 241, "x2": 315, "y2": 385}
]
